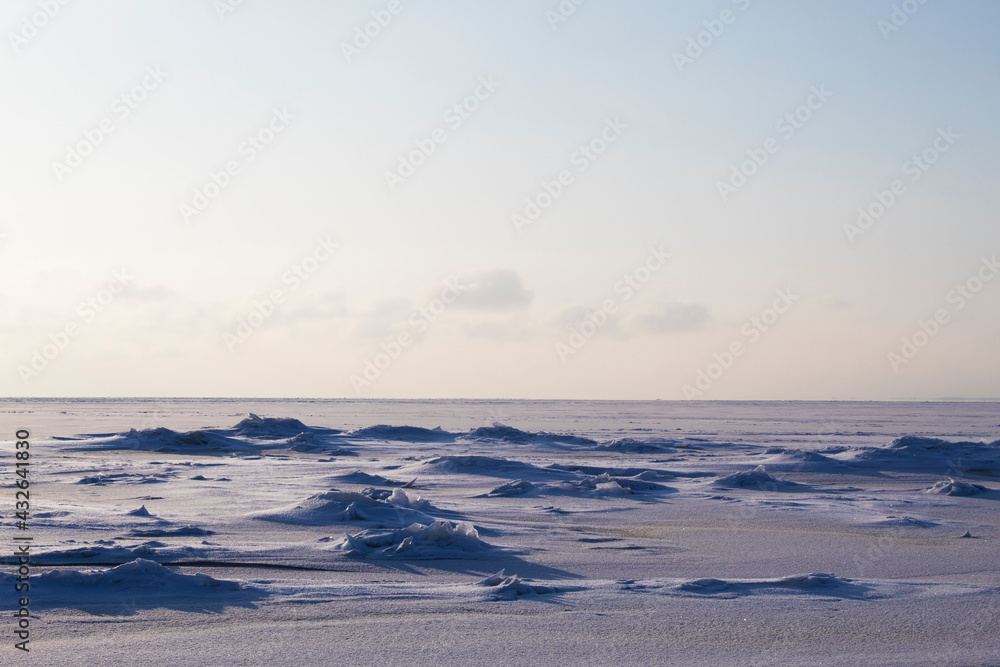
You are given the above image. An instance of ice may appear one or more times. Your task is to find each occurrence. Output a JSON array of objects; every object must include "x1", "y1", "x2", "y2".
[
  {"x1": 412, "y1": 455, "x2": 572, "y2": 480},
  {"x1": 36, "y1": 558, "x2": 241, "y2": 590},
  {"x1": 127, "y1": 505, "x2": 154, "y2": 517},
  {"x1": 83, "y1": 427, "x2": 257, "y2": 454},
  {"x1": 386, "y1": 488, "x2": 432, "y2": 510},
  {"x1": 348, "y1": 424, "x2": 457, "y2": 442},
  {"x1": 330, "y1": 470, "x2": 411, "y2": 486},
  {"x1": 329, "y1": 520, "x2": 494, "y2": 558},
  {"x1": 232, "y1": 413, "x2": 314, "y2": 439},
  {"x1": 26, "y1": 542, "x2": 210, "y2": 565},
  {"x1": 478, "y1": 569, "x2": 557, "y2": 598},
  {"x1": 711, "y1": 465, "x2": 805, "y2": 491},
  {"x1": 10, "y1": 399, "x2": 1000, "y2": 665},
  {"x1": 129, "y1": 525, "x2": 216, "y2": 537},
  {"x1": 596, "y1": 438, "x2": 676, "y2": 453},
  {"x1": 77, "y1": 472, "x2": 173, "y2": 485},
  {"x1": 759, "y1": 447, "x2": 848, "y2": 471},
  {"x1": 671, "y1": 573, "x2": 868, "y2": 599},
  {"x1": 467, "y1": 422, "x2": 596, "y2": 446},
  {"x1": 251, "y1": 489, "x2": 435, "y2": 527},
  {"x1": 545, "y1": 463, "x2": 679, "y2": 478},
  {"x1": 924, "y1": 478, "x2": 992, "y2": 496},
  {"x1": 486, "y1": 480, "x2": 536, "y2": 497},
  {"x1": 485, "y1": 472, "x2": 672, "y2": 498},
  {"x1": 841, "y1": 435, "x2": 1000, "y2": 473}
]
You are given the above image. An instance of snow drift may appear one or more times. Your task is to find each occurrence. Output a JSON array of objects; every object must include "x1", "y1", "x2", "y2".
[
  {"x1": 348, "y1": 425, "x2": 457, "y2": 442},
  {"x1": 467, "y1": 423, "x2": 596, "y2": 446},
  {"x1": 841, "y1": 435, "x2": 1000, "y2": 474},
  {"x1": 712, "y1": 465, "x2": 804, "y2": 491},
  {"x1": 924, "y1": 478, "x2": 991, "y2": 496},
  {"x1": 231, "y1": 413, "x2": 314, "y2": 439},
  {"x1": 478, "y1": 569, "x2": 557, "y2": 598},
  {"x1": 251, "y1": 489, "x2": 434, "y2": 527},
  {"x1": 671, "y1": 573, "x2": 867, "y2": 599},
  {"x1": 329, "y1": 520, "x2": 494, "y2": 558},
  {"x1": 38, "y1": 558, "x2": 241, "y2": 590}
]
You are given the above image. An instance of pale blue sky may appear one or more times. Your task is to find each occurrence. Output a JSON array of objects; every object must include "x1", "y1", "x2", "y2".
[{"x1": 2, "y1": 0, "x2": 998, "y2": 399}]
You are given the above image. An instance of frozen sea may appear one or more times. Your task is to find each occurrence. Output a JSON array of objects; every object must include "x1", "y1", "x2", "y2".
[{"x1": 2, "y1": 399, "x2": 999, "y2": 666}]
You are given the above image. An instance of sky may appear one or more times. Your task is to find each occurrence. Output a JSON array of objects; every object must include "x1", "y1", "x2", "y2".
[{"x1": 1, "y1": 0, "x2": 998, "y2": 400}]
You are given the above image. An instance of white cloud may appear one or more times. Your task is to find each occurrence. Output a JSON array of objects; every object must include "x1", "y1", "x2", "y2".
[
  {"x1": 631, "y1": 302, "x2": 709, "y2": 334},
  {"x1": 454, "y1": 269, "x2": 533, "y2": 311}
]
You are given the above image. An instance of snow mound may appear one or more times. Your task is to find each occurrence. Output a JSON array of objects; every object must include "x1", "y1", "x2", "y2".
[
  {"x1": 556, "y1": 474, "x2": 634, "y2": 496},
  {"x1": 251, "y1": 490, "x2": 434, "y2": 527},
  {"x1": 96, "y1": 427, "x2": 257, "y2": 454},
  {"x1": 712, "y1": 465, "x2": 803, "y2": 491},
  {"x1": 130, "y1": 525, "x2": 215, "y2": 537},
  {"x1": 597, "y1": 438, "x2": 676, "y2": 453},
  {"x1": 467, "y1": 423, "x2": 596, "y2": 446},
  {"x1": 330, "y1": 520, "x2": 494, "y2": 558},
  {"x1": 676, "y1": 578, "x2": 731, "y2": 594},
  {"x1": 486, "y1": 473, "x2": 672, "y2": 498},
  {"x1": 546, "y1": 464, "x2": 680, "y2": 479},
  {"x1": 331, "y1": 471, "x2": 410, "y2": 486},
  {"x1": 360, "y1": 487, "x2": 433, "y2": 510},
  {"x1": 486, "y1": 480, "x2": 535, "y2": 497},
  {"x1": 889, "y1": 435, "x2": 964, "y2": 451},
  {"x1": 348, "y1": 424, "x2": 456, "y2": 442},
  {"x1": 232, "y1": 413, "x2": 313, "y2": 439},
  {"x1": 873, "y1": 515, "x2": 938, "y2": 528},
  {"x1": 414, "y1": 455, "x2": 567, "y2": 480},
  {"x1": 385, "y1": 488, "x2": 432, "y2": 510},
  {"x1": 127, "y1": 505, "x2": 154, "y2": 517},
  {"x1": 760, "y1": 448, "x2": 846, "y2": 471},
  {"x1": 924, "y1": 479, "x2": 991, "y2": 496},
  {"x1": 773, "y1": 573, "x2": 848, "y2": 589},
  {"x1": 673, "y1": 573, "x2": 863, "y2": 598},
  {"x1": 27, "y1": 542, "x2": 208, "y2": 565},
  {"x1": 39, "y1": 558, "x2": 241, "y2": 591},
  {"x1": 840, "y1": 435, "x2": 1000, "y2": 473},
  {"x1": 77, "y1": 473, "x2": 171, "y2": 485},
  {"x1": 478, "y1": 569, "x2": 556, "y2": 598}
]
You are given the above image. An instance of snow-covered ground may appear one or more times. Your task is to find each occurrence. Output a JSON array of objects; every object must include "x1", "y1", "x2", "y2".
[{"x1": 3, "y1": 400, "x2": 999, "y2": 665}]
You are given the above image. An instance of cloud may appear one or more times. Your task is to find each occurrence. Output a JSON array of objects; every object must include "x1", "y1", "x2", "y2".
[
  {"x1": 818, "y1": 295, "x2": 851, "y2": 309},
  {"x1": 551, "y1": 305, "x2": 622, "y2": 336},
  {"x1": 461, "y1": 319, "x2": 535, "y2": 341},
  {"x1": 454, "y1": 269, "x2": 533, "y2": 311},
  {"x1": 631, "y1": 302, "x2": 709, "y2": 334},
  {"x1": 353, "y1": 298, "x2": 414, "y2": 338},
  {"x1": 117, "y1": 286, "x2": 173, "y2": 302}
]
